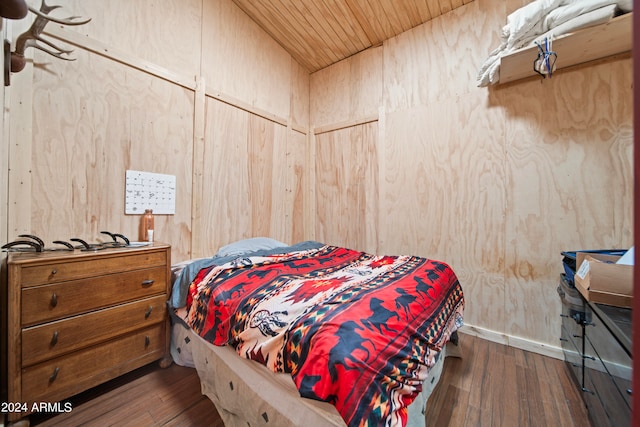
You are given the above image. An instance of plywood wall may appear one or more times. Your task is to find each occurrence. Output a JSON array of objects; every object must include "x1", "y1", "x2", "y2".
[
  {"x1": 193, "y1": 98, "x2": 307, "y2": 258},
  {"x1": 4, "y1": 0, "x2": 309, "y2": 263},
  {"x1": 0, "y1": 19, "x2": 7, "y2": 254},
  {"x1": 2, "y1": 0, "x2": 633, "y2": 353},
  {"x1": 314, "y1": 123, "x2": 379, "y2": 252},
  {"x1": 29, "y1": 49, "x2": 195, "y2": 257},
  {"x1": 310, "y1": 0, "x2": 633, "y2": 350}
]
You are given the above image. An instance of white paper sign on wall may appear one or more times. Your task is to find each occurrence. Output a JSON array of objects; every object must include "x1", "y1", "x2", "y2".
[{"x1": 125, "y1": 170, "x2": 176, "y2": 215}]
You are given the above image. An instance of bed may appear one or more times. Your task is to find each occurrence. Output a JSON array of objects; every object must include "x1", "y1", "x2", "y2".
[{"x1": 168, "y1": 239, "x2": 464, "y2": 427}]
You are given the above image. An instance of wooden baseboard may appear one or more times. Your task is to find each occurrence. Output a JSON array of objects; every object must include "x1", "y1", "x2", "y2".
[{"x1": 458, "y1": 324, "x2": 564, "y2": 360}]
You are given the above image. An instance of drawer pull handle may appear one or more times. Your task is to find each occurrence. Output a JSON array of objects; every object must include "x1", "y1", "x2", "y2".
[
  {"x1": 50, "y1": 331, "x2": 59, "y2": 346},
  {"x1": 49, "y1": 367, "x2": 59, "y2": 383},
  {"x1": 145, "y1": 336, "x2": 150, "y2": 347},
  {"x1": 50, "y1": 293, "x2": 58, "y2": 307},
  {"x1": 51, "y1": 269, "x2": 57, "y2": 275},
  {"x1": 582, "y1": 387, "x2": 595, "y2": 395},
  {"x1": 145, "y1": 306, "x2": 153, "y2": 319},
  {"x1": 141, "y1": 279, "x2": 155, "y2": 287},
  {"x1": 627, "y1": 388, "x2": 632, "y2": 395}
]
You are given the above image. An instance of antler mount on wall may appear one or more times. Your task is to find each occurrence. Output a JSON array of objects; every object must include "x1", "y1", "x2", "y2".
[{"x1": 3, "y1": 0, "x2": 91, "y2": 85}]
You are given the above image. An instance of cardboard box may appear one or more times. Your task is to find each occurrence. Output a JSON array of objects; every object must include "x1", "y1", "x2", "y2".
[{"x1": 574, "y1": 252, "x2": 633, "y2": 308}]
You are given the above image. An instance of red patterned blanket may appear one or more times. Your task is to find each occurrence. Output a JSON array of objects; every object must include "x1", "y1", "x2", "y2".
[{"x1": 182, "y1": 244, "x2": 464, "y2": 427}]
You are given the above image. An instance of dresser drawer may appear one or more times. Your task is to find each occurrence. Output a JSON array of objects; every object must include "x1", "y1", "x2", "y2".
[
  {"x1": 582, "y1": 366, "x2": 615, "y2": 427},
  {"x1": 560, "y1": 315, "x2": 583, "y2": 353},
  {"x1": 21, "y1": 323, "x2": 165, "y2": 404},
  {"x1": 5, "y1": 244, "x2": 172, "y2": 425},
  {"x1": 583, "y1": 359, "x2": 631, "y2": 427},
  {"x1": 560, "y1": 324, "x2": 583, "y2": 386},
  {"x1": 18, "y1": 250, "x2": 168, "y2": 287},
  {"x1": 586, "y1": 321, "x2": 632, "y2": 408},
  {"x1": 22, "y1": 295, "x2": 168, "y2": 366},
  {"x1": 21, "y1": 267, "x2": 167, "y2": 326}
]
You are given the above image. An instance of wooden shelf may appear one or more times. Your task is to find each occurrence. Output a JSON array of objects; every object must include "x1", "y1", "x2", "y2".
[{"x1": 499, "y1": 12, "x2": 632, "y2": 84}]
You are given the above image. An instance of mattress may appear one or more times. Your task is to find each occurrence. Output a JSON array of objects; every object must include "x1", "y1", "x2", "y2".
[
  {"x1": 171, "y1": 319, "x2": 459, "y2": 427},
  {"x1": 169, "y1": 239, "x2": 464, "y2": 426}
]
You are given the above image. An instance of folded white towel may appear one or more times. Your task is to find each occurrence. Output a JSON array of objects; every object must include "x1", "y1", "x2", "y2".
[
  {"x1": 477, "y1": 0, "x2": 623, "y2": 87},
  {"x1": 477, "y1": 0, "x2": 566, "y2": 86},
  {"x1": 531, "y1": 4, "x2": 617, "y2": 47},
  {"x1": 504, "y1": 0, "x2": 566, "y2": 51},
  {"x1": 617, "y1": 0, "x2": 632, "y2": 12},
  {"x1": 515, "y1": 0, "x2": 616, "y2": 47}
]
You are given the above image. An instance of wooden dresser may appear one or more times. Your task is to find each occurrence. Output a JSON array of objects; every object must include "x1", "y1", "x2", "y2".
[{"x1": 2, "y1": 243, "x2": 171, "y2": 425}]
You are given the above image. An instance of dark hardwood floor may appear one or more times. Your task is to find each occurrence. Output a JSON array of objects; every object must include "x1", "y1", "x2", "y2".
[
  {"x1": 423, "y1": 334, "x2": 590, "y2": 427},
  {"x1": 29, "y1": 362, "x2": 222, "y2": 427},
  {"x1": 30, "y1": 333, "x2": 590, "y2": 427}
]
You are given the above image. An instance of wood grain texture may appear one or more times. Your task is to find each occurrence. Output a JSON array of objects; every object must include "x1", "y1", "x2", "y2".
[
  {"x1": 383, "y1": 0, "x2": 501, "y2": 112},
  {"x1": 424, "y1": 334, "x2": 589, "y2": 427},
  {"x1": 8, "y1": 0, "x2": 309, "y2": 264},
  {"x1": 499, "y1": 13, "x2": 632, "y2": 84},
  {"x1": 30, "y1": 334, "x2": 590, "y2": 427},
  {"x1": 0, "y1": 19, "x2": 7, "y2": 249},
  {"x1": 29, "y1": 48, "x2": 194, "y2": 259},
  {"x1": 231, "y1": 0, "x2": 474, "y2": 72},
  {"x1": 31, "y1": 363, "x2": 223, "y2": 427},
  {"x1": 7, "y1": 244, "x2": 171, "y2": 424},
  {"x1": 285, "y1": 128, "x2": 308, "y2": 244},
  {"x1": 310, "y1": 46, "x2": 383, "y2": 128},
  {"x1": 290, "y1": 59, "x2": 311, "y2": 132},
  {"x1": 6, "y1": 9, "x2": 35, "y2": 238},
  {"x1": 195, "y1": 97, "x2": 304, "y2": 257},
  {"x1": 379, "y1": 94, "x2": 506, "y2": 334},
  {"x1": 43, "y1": 25, "x2": 196, "y2": 91},
  {"x1": 310, "y1": 0, "x2": 633, "y2": 348},
  {"x1": 202, "y1": 0, "x2": 293, "y2": 121},
  {"x1": 314, "y1": 122, "x2": 378, "y2": 253},
  {"x1": 190, "y1": 77, "x2": 207, "y2": 260},
  {"x1": 501, "y1": 56, "x2": 633, "y2": 342},
  {"x1": 4, "y1": 0, "x2": 633, "y2": 355},
  {"x1": 50, "y1": 0, "x2": 203, "y2": 79}
]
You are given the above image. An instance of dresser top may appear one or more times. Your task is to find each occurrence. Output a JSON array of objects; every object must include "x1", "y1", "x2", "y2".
[{"x1": 7, "y1": 242, "x2": 170, "y2": 264}]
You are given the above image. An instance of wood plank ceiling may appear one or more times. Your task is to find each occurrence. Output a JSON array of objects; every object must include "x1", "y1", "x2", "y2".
[{"x1": 231, "y1": 0, "x2": 475, "y2": 73}]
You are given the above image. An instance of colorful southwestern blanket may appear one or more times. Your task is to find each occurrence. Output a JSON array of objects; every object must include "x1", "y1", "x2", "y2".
[{"x1": 181, "y1": 244, "x2": 464, "y2": 427}]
